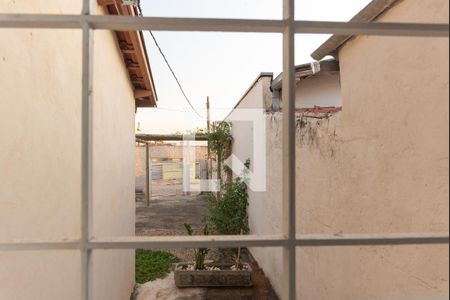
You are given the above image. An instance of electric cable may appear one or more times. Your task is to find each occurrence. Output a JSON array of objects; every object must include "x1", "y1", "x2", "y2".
[{"x1": 136, "y1": 1, "x2": 205, "y2": 119}]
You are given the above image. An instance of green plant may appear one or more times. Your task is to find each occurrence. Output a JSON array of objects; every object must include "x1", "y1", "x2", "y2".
[
  {"x1": 208, "y1": 159, "x2": 250, "y2": 235},
  {"x1": 135, "y1": 249, "x2": 180, "y2": 283},
  {"x1": 208, "y1": 122, "x2": 232, "y2": 182},
  {"x1": 184, "y1": 223, "x2": 210, "y2": 270}
]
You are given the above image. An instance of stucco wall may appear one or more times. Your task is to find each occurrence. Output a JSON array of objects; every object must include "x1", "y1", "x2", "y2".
[
  {"x1": 136, "y1": 144, "x2": 208, "y2": 160},
  {"x1": 296, "y1": 1, "x2": 448, "y2": 298},
  {"x1": 0, "y1": 2, "x2": 136, "y2": 300},
  {"x1": 90, "y1": 25, "x2": 136, "y2": 300},
  {"x1": 135, "y1": 144, "x2": 208, "y2": 192},
  {"x1": 245, "y1": 114, "x2": 284, "y2": 296},
  {"x1": 231, "y1": 1, "x2": 449, "y2": 299}
]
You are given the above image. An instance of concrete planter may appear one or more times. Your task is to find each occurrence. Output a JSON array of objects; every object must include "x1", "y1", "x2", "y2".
[{"x1": 174, "y1": 263, "x2": 253, "y2": 288}]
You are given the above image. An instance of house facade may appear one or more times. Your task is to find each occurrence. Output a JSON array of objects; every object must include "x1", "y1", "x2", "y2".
[
  {"x1": 0, "y1": 1, "x2": 157, "y2": 299},
  {"x1": 230, "y1": 0, "x2": 448, "y2": 299}
]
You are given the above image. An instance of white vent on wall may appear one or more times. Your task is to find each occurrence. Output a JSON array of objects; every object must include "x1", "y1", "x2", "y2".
[
  {"x1": 310, "y1": 61, "x2": 321, "y2": 74},
  {"x1": 122, "y1": 0, "x2": 138, "y2": 6}
]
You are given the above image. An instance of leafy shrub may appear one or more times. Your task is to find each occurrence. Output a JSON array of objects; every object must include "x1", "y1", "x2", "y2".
[
  {"x1": 208, "y1": 159, "x2": 250, "y2": 235},
  {"x1": 208, "y1": 122, "x2": 232, "y2": 162}
]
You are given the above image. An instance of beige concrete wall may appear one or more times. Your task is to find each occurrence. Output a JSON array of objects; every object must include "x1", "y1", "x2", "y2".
[
  {"x1": 135, "y1": 144, "x2": 208, "y2": 192},
  {"x1": 136, "y1": 144, "x2": 208, "y2": 160},
  {"x1": 90, "y1": 24, "x2": 136, "y2": 300},
  {"x1": 245, "y1": 114, "x2": 284, "y2": 296},
  {"x1": 232, "y1": 1, "x2": 449, "y2": 299},
  {"x1": 296, "y1": 1, "x2": 449, "y2": 298},
  {"x1": 0, "y1": 2, "x2": 136, "y2": 300}
]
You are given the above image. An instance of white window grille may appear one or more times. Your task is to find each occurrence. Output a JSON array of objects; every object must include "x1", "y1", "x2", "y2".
[{"x1": 0, "y1": 0, "x2": 448, "y2": 299}]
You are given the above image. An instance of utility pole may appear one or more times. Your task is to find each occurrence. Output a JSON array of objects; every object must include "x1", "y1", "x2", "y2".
[
  {"x1": 207, "y1": 97, "x2": 211, "y2": 138},
  {"x1": 206, "y1": 97, "x2": 211, "y2": 180}
]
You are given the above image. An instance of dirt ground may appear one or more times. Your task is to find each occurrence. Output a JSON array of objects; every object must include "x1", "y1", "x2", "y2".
[
  {"x1": 135, "y1": 184, "x2": 279, "y2": 299},
  {"x1": 136, "y1": 193, "x2": 215, "y2": 261}
]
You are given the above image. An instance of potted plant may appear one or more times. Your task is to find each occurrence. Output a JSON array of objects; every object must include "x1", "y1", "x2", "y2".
[{"x1": 174, "y1": 224, "x2": 252, "y2": 288}]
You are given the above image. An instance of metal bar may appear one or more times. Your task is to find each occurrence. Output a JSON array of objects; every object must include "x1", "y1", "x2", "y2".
[
  {"x1": 0, "y1": 240, "x2": 81, "y2": 251},
  {"x1": 136, "y1": 133, "x2": 209, "y2": 141},
  {"x1": 92, "y1": 233, "x2": 450, "y2": 250},
  {"x1": 0, "y1": 14, "x2": 287, "y2": 32},
  {"x1": 282, "y1": 0, "x2": 296, "y2": 299},
  {"x1": 145, "y1": 143, "x2": 150, "y2": 206},
  {"x1": 1, "y1": 233, "x2": 447, "y2": 251},
  {"x1": 0, "y1": 14, "x2": 448, "y2": 37},
  {"x1": 296, "y1": 233, "x2": 450, "y2": 247},
  {"x1": 0, "y1": 14, "x2": 84, "y2": 29},
  {"x1": 206, "y1": 97, "x2": 211, "y2": 179},
  {"x1": 295, "y1": 20, "x2": 450, "y2": 37},
  {"x1": 182, "y1": 135, "x2": 193, "y2": 195},
  {"x1": 82, "y1": 0, "x2": 91, "y2": 16},
  {"x1": 81, "y1": 18, "x2": 94, "y2": 300},
  {"x1": 90, "y1": 235, "x2": 288, "y2": 249},
  {"x1": 148, "y1": 152, "x2": 152, "y2": 202}
]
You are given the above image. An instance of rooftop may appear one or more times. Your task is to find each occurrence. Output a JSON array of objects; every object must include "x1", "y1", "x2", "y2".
[
  {"x1": 98, "y1": 0, "x2": 158, "y2": 107},
  {"x1": 311, "y1": 0, "x2": 400, "y2": 60}
]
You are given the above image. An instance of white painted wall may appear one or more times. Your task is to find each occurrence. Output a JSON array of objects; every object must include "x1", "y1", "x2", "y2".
[
  {"x1": 229, "y1": 75, "x2": 272, "y2": 175},
  {"x1": 296, "y1": 72, "x2": 341, "y2": 108},
  {"x1": 0, "y1": 2, "x2": 136, "y2": 300}
]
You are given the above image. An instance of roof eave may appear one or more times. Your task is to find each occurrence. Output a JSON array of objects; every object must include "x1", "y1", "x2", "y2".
[
  {"x1": 272, "y1": 59, "x2": 340, "y2": 91},
  {"x1": 311, "y1": 0, "x2": 401, "y2": 61},
  {"x1": 98, "y1": 0, "x2": 158, "y2": 108}
]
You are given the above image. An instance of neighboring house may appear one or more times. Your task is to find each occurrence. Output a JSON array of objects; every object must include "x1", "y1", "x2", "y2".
[
  {"x1": 230, "y1": 60, "x2": 341, "y2": 171},
  {"x1": 230, "y1": 0, "x2": 449, "y2": 299},
  {"x1": 0, "y1": 1, "x2": 157, "y2": 300},
  {"x1": 272, "y1": 59, "x2": 341, "y2": 111}
]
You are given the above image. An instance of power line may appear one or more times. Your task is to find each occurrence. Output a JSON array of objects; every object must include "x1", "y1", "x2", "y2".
[
  {"x1": 136, "y1": 2, "x2": 205, "y2": 119},
  {"x1": 154, "y1": 107, "x2": 190, "y2": 113}
]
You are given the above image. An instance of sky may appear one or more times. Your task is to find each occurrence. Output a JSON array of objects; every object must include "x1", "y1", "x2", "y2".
[{"x1": 136, "y1": 0, "x2": 372, "y2": 134}]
